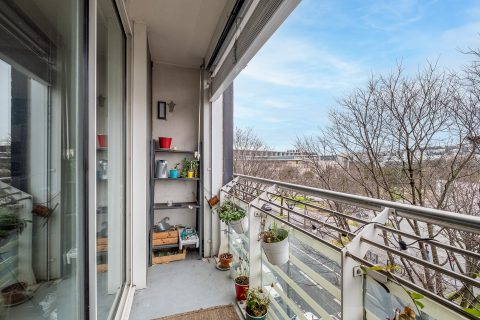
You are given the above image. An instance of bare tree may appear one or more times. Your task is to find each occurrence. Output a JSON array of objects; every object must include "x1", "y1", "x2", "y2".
[
  {"x1": 233, "y1": 127, "x2": 276, "y2": 178},
  {"x1": 298, "y1": 60, "x2": 480, "y2": 297}
]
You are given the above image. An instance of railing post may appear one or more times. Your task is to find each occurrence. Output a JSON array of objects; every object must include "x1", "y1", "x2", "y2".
[
  {"x1": 218, "y1": 177, "x2": 239, "y2": 255},
  {"x1": 341, "y1": 207, "x2": 392, "y2": 319},
  {"x1": 248, "y1": 184, "x2": 277, "y2": 288}
]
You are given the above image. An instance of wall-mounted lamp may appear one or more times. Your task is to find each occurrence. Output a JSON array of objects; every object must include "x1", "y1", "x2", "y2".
[{"x1": 168, "y1": 100, "x2": 176, "y2": 112}]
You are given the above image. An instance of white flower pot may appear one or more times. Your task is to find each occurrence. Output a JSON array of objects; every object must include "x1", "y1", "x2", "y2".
[
  {"x1": 229, "y1": 217, "x2": 248, "y2": 234},
  {"x1": 262, "y1": 236, "x2": 289, "y2": 265}
]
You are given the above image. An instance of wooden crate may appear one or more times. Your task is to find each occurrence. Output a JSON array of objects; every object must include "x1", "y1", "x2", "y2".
[
  {"x1": 152, "y1": 230, "x2": 178, "y2": 246},
  {"x1": 152, "y1": 230, "x2": 178, "y2": 239},
  {"x1": 152, "y1": 249, "x2": 186, "y2": 265},
  {"x1": 97, "y1": 237, "x2": 108, "y2": 245},
  {"x1": 97, "y1": 264, "x2": 108, "y2": 273},
  {"x1": 153, "y1": 237, "x2": 178, "y2": 246},
  {"x1": 97, "y1": 237, "x2": 108, "y2": 252}
]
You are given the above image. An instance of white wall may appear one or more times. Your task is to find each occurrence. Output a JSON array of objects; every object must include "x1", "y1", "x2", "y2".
[
  {"x1": 201, "y1": 79, "x2": 224, "y2": 257},
  {"x1": 151, "y1": 63, "x2": 200, "y2": 228},
  {"x1": 130, "y1": 22, "x2": 148, "y2": 289}
]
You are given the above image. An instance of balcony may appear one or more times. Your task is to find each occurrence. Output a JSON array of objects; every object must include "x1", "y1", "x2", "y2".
[{"x1": 129, "y1": 174, "x2": 480, "y2": 319}]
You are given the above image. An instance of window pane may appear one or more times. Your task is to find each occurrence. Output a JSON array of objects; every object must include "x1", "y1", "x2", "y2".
[
  {"x1": 0, "y1": 0, "x2": 86, "y2": 319},
  {"x1": 96, "y1": 0, "x2": 126, "y2": 317}
]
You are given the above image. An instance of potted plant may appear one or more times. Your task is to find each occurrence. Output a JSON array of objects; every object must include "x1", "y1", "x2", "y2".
[
  {"x1": 0, "y1": 212, "x2": 31, "y2": 306},
  {"x1": 246, "y1": 287, "x2": 270, "y2": 320},
  {"x1": 191, "y1": 160, "x2": 199, "y2": 178},
  {"x1": 218, "y1": 252, "x2": 233, "y2": 268},
  {"x1": 180, "y1": 158, "x2": 195, "y2": 178},
  {"x1": 234, "y1": 258, "x2": 249, "y2": 301},
  {"x1": 261, "y1": 222, "x2": 289, "y2": 265},
  {"x1": 218, "y1": 199, "x2": 247, "y2": 234},
  {"x1": 169, "y1": 163, "x2": 180, "y2": 179},
  {"x1": 187, "y1": 162, "x2": 194, "y2": 178},
  {"x1": 0, "y1": 213, "x2": 28, "y2": 234}
]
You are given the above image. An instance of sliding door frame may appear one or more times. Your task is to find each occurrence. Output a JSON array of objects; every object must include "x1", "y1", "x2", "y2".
[{"x1": 87, "y1": 0, "x2": 133, "y2": 318}]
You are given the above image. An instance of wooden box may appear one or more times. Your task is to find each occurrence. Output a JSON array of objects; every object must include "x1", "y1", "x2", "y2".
[
  {"x1": 97, "y1": 237, "x2": 108, "y2": 252},
  {"x1": 152, "y1": 230, "x2": 178, "y2": 239},
  {"x1": 152, "y1": 249, "x2": 186, "y2": 265},
  {"x1": 152, "y1": 230, "x2": 178, "y2": 246},
  {"x1": 97, "y1": 264, "x2": 108, "y2": 273}
]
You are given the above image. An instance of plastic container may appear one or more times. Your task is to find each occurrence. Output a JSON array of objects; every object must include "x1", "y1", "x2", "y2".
[
  {"x1": 97, "y1": 134, "x2": 107, "y2": 147},
  {"x1": 169, "y1": 169, "x2": 179, "y2": 179},
  {"x1": 159, "y1": 137, "x2": 172, "y2": 149}
]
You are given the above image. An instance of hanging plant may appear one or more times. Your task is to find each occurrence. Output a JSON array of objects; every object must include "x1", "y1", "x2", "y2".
[
  {"x1": 260, "y1": 222, "x2": 289, "y2": 265},
  {"x1": 217, "y1": 199, "x2": 247, "y2": 234}
]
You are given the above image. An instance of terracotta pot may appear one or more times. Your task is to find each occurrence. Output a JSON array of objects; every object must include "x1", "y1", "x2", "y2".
[
  {"x1": 234, "y1": 276, "x2": 249, "y2": 300},
  {"x1": 219, "y1": 253, "x2": 233, "y2": 268},
  {"x1": 207, "y1": 196, "x2": 220, "y2": 207},
  {"x1": 159, "y1": 137, "x2": 172, "y2": 149},
  {"x1": 97, "y1": 134, "x2": 107, "y2": 147},
  {"x1": 1, "y1": 282, "x2": 29, "y2": 306}
]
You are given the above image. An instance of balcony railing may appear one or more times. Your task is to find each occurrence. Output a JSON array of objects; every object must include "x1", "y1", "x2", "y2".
[{"x1": 221, "y1": 174, "x2": 480, "y2": 320}]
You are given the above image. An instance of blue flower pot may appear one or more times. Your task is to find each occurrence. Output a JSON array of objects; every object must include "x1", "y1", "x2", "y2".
[{"x1": 169, "y1": 169, "x2": 179, "y2": 179}]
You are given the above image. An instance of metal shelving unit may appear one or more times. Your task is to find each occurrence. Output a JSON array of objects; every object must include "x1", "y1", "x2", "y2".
[
  {"x1": 154, "y1": 148, "x2": 196, "y2": 154},
  {"x1": 153, "y1": 177, "x2": 200, "y2": 181},
  {"x1": 149, "y1": 140, "x2": 203, "y2": 264},
  {"x1": 153, "y1": 202, "x2": 200, "y2": 210}
]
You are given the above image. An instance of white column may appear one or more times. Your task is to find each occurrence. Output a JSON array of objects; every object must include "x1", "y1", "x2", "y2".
[
  {"x1": 210, "y1": 95, "x2": 223, "y2": 255},
  {"x1": 248, "y1": 184, "x2": 277, "y2": 287},
  {"x1": 130, "y1": 22, "x2": 148, "y2": 289}
]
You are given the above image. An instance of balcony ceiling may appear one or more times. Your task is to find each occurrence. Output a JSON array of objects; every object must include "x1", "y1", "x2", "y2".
[{"x1": 127, "y1": 0, "x2": 233, "y2": 68}]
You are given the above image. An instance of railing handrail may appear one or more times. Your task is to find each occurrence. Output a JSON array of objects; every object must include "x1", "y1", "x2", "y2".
[{"x1": 234, "y1": 174, "x2": 480, "y2": 234}]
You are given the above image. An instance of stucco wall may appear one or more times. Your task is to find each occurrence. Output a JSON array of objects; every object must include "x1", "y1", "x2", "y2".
[{"x1": 151, "y1": 63, "x2": 200, "y2": 229}]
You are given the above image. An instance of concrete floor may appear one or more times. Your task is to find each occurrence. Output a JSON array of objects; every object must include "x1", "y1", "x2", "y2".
[{"x1": 129, "y1": 253, "x2": 238, "y2": 319}]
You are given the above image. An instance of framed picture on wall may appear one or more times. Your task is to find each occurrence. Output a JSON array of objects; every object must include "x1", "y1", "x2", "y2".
[{"x1": 157, "y1": 101, "x2": 166, "y2": 119}]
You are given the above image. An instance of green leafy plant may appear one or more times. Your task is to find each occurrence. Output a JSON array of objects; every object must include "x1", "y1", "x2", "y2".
[
  {"x1": 261, "y1": 221, "x2": 288, "y2": 243},
  {"x1": 181, "y1": 158, "x2": 191, "y2": 177},
  {"x1": 234, "y1": 258, "x2": 249, "y2": 281},
  {"x1": 464, "y1": 308, "x2": 480, "y2": 317},
  {"x1": 217, "y1": 199, "x2": 246, "y2": 223},
  {"x1": 246, "y1": 287, "x2": 270, "y2": 317},
  {"x1": 190, "y1": 160, "x2": 199, "y2": 177},
  {"x1": 173, "y1": 162, "x2": 180, "y2": 170},
  {"x1": 0, "y1": 213, "x2": 29, "y2": 238}
]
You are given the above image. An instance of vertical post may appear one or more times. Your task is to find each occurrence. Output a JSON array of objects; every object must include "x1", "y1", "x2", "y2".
[
  {"x1": 341, "y1": 207, "x2": 392, "y2": 319},
  {"x1": 218, "y1": 177, "x2": 239, "y2": 255},
  {"x1": 248, "y1": 184, "x2": 277, "y2": 288}
]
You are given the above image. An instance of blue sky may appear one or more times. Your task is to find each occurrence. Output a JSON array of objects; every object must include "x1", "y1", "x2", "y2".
[{"x1": 234, "y1": 0, "x2": 480, "y2": 150}]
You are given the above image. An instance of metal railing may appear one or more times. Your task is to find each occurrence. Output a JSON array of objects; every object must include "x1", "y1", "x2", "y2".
[{"x1": 221, "y1": 174, "x2": 480, "y2": 320}]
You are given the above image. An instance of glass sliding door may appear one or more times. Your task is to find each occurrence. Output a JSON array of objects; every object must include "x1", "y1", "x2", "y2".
[
  {"x1": 0, "y1": 0, "x2": 87, "y2": 319},
  {"x1": 96, "y1": 0, "x2": 126, "y2": 317}
]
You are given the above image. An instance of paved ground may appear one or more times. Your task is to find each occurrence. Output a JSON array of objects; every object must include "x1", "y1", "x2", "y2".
[{"x1": 129, "y1": 253, "x2": 238, "y2": 319}]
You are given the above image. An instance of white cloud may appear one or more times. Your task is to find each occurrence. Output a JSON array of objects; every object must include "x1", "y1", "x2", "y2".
[
  {"x1": 241, "y1": 37, "x2": 366, "y2": 92},
  {"x1": 360, "y1": 0, "x2": 426, "y2": 31}
]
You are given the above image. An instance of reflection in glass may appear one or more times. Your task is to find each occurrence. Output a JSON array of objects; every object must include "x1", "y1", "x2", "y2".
[
  {"x1": 96, "y1": 0, "x2": 126, "y2": 317},
  {"x1": 0, "y1": 0, "x2": 86, "y2": 318}
]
